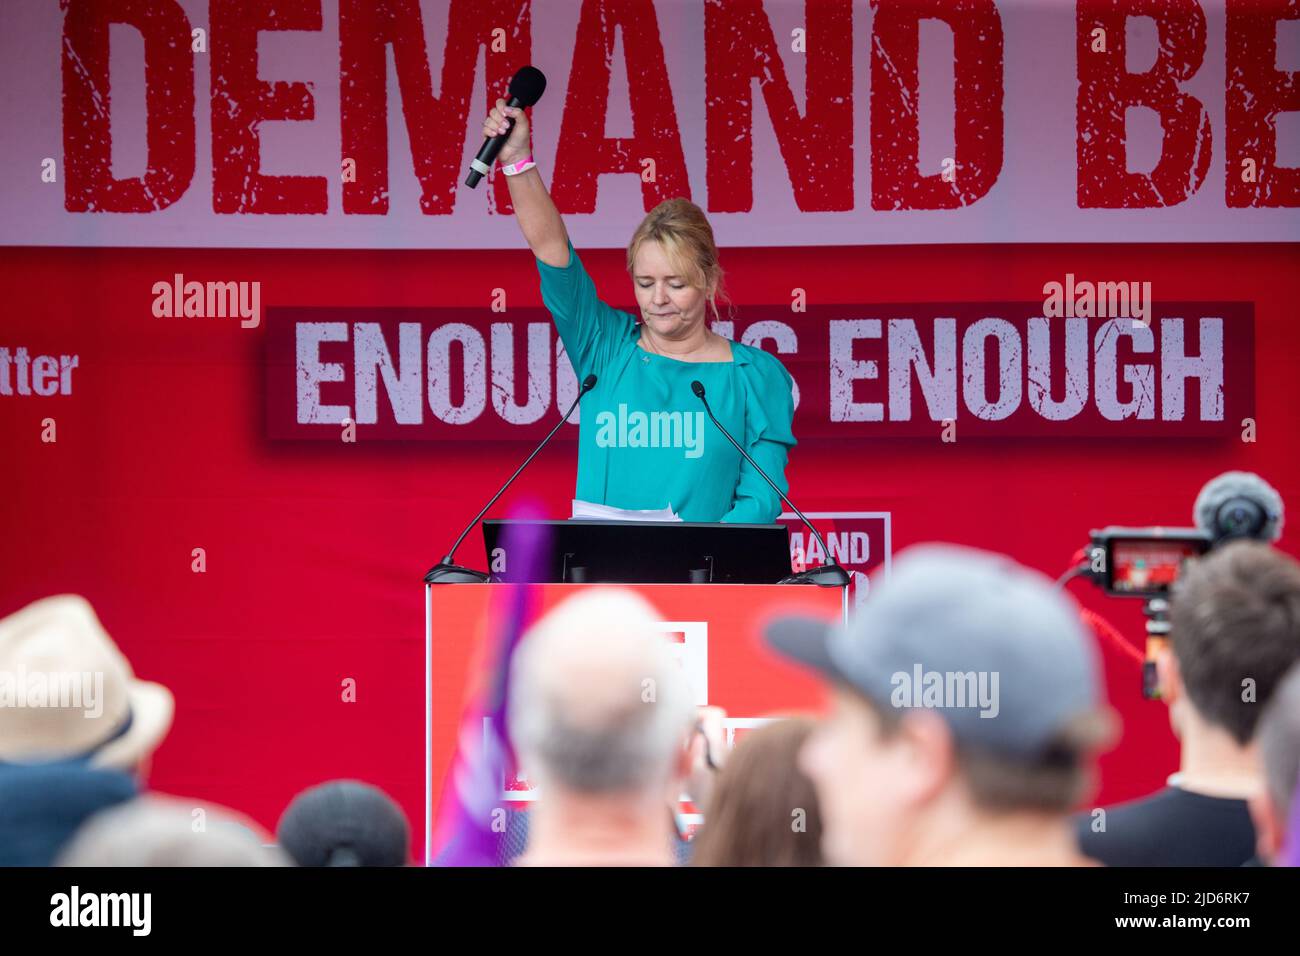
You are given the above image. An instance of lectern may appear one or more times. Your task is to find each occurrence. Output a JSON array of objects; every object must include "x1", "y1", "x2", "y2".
[
  {"x1": 422, "y1": 519, "x2": 849, "y2": 863},
  {"x1": 482, "y1": 518, "x2": 794, "y2": 583}
]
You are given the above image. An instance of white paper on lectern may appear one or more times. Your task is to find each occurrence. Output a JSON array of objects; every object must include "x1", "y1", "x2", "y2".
[{"x1": 571, "y1": 499, "x2": 682, "y2": 522}]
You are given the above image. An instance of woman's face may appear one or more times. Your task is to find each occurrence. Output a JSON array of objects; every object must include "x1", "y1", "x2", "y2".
[{"x1": 632, "y1": 240, "x2": 713, "y2": 340}]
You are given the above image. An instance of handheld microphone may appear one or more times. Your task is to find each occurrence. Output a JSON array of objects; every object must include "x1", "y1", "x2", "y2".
[
  {"x1": 425, "y1": 374, "x2": 596, "y2": 583},
  {"x1": 465, "y1": 66, "x2": 547, "y2": 189},
  {"x1": 691, "y1": 380, "x2": 849, "y2": 588}
]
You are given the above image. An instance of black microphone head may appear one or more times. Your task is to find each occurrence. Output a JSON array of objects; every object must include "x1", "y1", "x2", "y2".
[
  {"x1": 582, "y1": 373, "x2": 597, "y2": 391},
  {"x1": 508, "y1": 66, "x2": 547, "y2": 107},
  {"x1": 691, "y1": 380, "x2": 705, "y2": 399}
]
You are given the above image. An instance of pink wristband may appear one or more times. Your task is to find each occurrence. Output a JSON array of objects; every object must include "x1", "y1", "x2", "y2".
[{"x1": 500, "y1": 152, "x2": 536, "y2": 176}]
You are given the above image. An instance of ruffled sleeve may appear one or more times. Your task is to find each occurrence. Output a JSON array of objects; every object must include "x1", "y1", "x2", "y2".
[
  {"x1": 720, "y1": 345, "x2": 798, "y2": 524},
  {"x1": 534, "y1": 238, "x2": 636, "y2": 380}
]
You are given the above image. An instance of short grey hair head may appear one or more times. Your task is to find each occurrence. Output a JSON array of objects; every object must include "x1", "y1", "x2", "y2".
[
  {"x1": 57, "y1": 797, "x2": 291, "y2": 866},
  {"x1": 507, "y1": 589, "x2": 696, "y2": 796}
]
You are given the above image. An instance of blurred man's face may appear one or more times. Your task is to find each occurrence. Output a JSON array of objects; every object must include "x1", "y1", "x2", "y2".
[{"x1": 799, "y1": 687, "x2": 917, "y2": 866}]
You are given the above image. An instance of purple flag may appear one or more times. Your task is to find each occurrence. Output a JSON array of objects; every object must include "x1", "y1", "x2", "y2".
[{"x1": 429, "y1": 501, "x2": 551, "y2": 866}]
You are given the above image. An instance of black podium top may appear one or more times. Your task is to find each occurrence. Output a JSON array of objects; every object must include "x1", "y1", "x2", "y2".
[{"x1": 482, "y1": 519, "x2": 791, "y2": 584}]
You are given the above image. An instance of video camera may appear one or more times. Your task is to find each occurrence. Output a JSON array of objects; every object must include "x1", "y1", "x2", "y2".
[
  {"x1": 1070, "y1": 472, "x2": 1284, "y2": 699},
  {"x1": 1084, "y1": 527, "x2": 1211, "y2": 599}
]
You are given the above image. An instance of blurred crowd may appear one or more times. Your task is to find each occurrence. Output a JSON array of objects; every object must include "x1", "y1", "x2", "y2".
[{"x1": 3, "y1": 531, "x2": 1299, "y2": 867}]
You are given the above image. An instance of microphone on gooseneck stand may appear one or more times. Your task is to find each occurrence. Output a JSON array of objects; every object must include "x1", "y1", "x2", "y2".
[
  {"x1": 425, "y1": 374, "x2": 597, "y2": 583},
  {"x1": 691, "y1": 380, "x2": 850, "y2": 588},
  {"x1": 465, "y1": 65, "x2": 547, "y2": 189}
]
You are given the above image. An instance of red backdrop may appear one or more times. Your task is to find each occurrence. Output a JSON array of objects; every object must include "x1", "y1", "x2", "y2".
[{"x1": 2, "y1": 241, "x2": 1297, "y2": 856}]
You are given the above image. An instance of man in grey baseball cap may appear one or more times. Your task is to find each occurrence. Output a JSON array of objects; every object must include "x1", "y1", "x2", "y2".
[{"x1": 766, "y1": 543, "x2": 1115, "y2": 866}]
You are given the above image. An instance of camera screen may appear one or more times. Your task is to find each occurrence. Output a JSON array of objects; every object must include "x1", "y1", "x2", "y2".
[{"x1": 1110, "y1": 539, "x2": 1203, "y2": 595}]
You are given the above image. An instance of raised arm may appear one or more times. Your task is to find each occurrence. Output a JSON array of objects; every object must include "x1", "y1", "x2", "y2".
[
  {"x1": 484, "y1": 98, "x2": 569, "y2": 267},
  {"x1": 482, "y1": 99, "x2": 633, "y2": 380}
]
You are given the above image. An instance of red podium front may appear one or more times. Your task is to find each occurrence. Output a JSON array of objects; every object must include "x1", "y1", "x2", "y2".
[{"x1": 423, "y1": 582, "x2": 846, "y2": 859}]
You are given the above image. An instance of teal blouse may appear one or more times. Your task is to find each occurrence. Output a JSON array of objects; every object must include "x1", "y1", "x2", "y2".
[{"x1": 535, "y1": 238, "x2": 797, "y2": 524}]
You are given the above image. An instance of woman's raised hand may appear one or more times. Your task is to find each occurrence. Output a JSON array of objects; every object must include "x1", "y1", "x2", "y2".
[{"x1": 484, "y1": 97, "x2": 531, "y2": 167}]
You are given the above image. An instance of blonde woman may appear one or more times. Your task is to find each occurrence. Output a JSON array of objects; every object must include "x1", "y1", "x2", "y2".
[{"x1": 483, "y1": 99, "x2": 796, "y2": 523}]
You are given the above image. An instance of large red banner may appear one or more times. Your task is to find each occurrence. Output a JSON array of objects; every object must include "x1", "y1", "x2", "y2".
[
  {"x1": 4, "y1": 242, "x2": 1295, "y2": 857},
  {"x1": 1, "y1": 0, "x2": 1297, "y2": 247}
]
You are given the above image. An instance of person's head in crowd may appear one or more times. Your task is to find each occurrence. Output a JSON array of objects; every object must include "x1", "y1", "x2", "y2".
[
  {"x1": 507, "y1": 588, "x2": 697, "y2": 866},
  {"x1": 0, "y1": 761, "x2": 138, "y2": 866},
  {"x1": 57, "y1": 796, "x2": 289, "y2": 866},
  {"x1": 1251, "y1": 661, "x2": 1300, "y2": 864},
  {"x1": 0, "y1": 595, "x2": 174, "y2": 778},
  {"x1": 1159, "y1": 541, "x2": 1300, "y2": 786},
  {"x1": 691, "y1": 716, "x2": 824, "y2": 867},
  {"x1": 768, "y1": 543, "x2": 1115, "y2": 867},
  {"x1": 277, "y1": 780, "x2": 410, "y2": 866}
]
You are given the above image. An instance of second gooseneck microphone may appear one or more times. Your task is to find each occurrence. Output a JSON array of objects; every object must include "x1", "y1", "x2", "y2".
[{"x1": 691, "y1": 380, "x2": 849, "y2": 587}]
